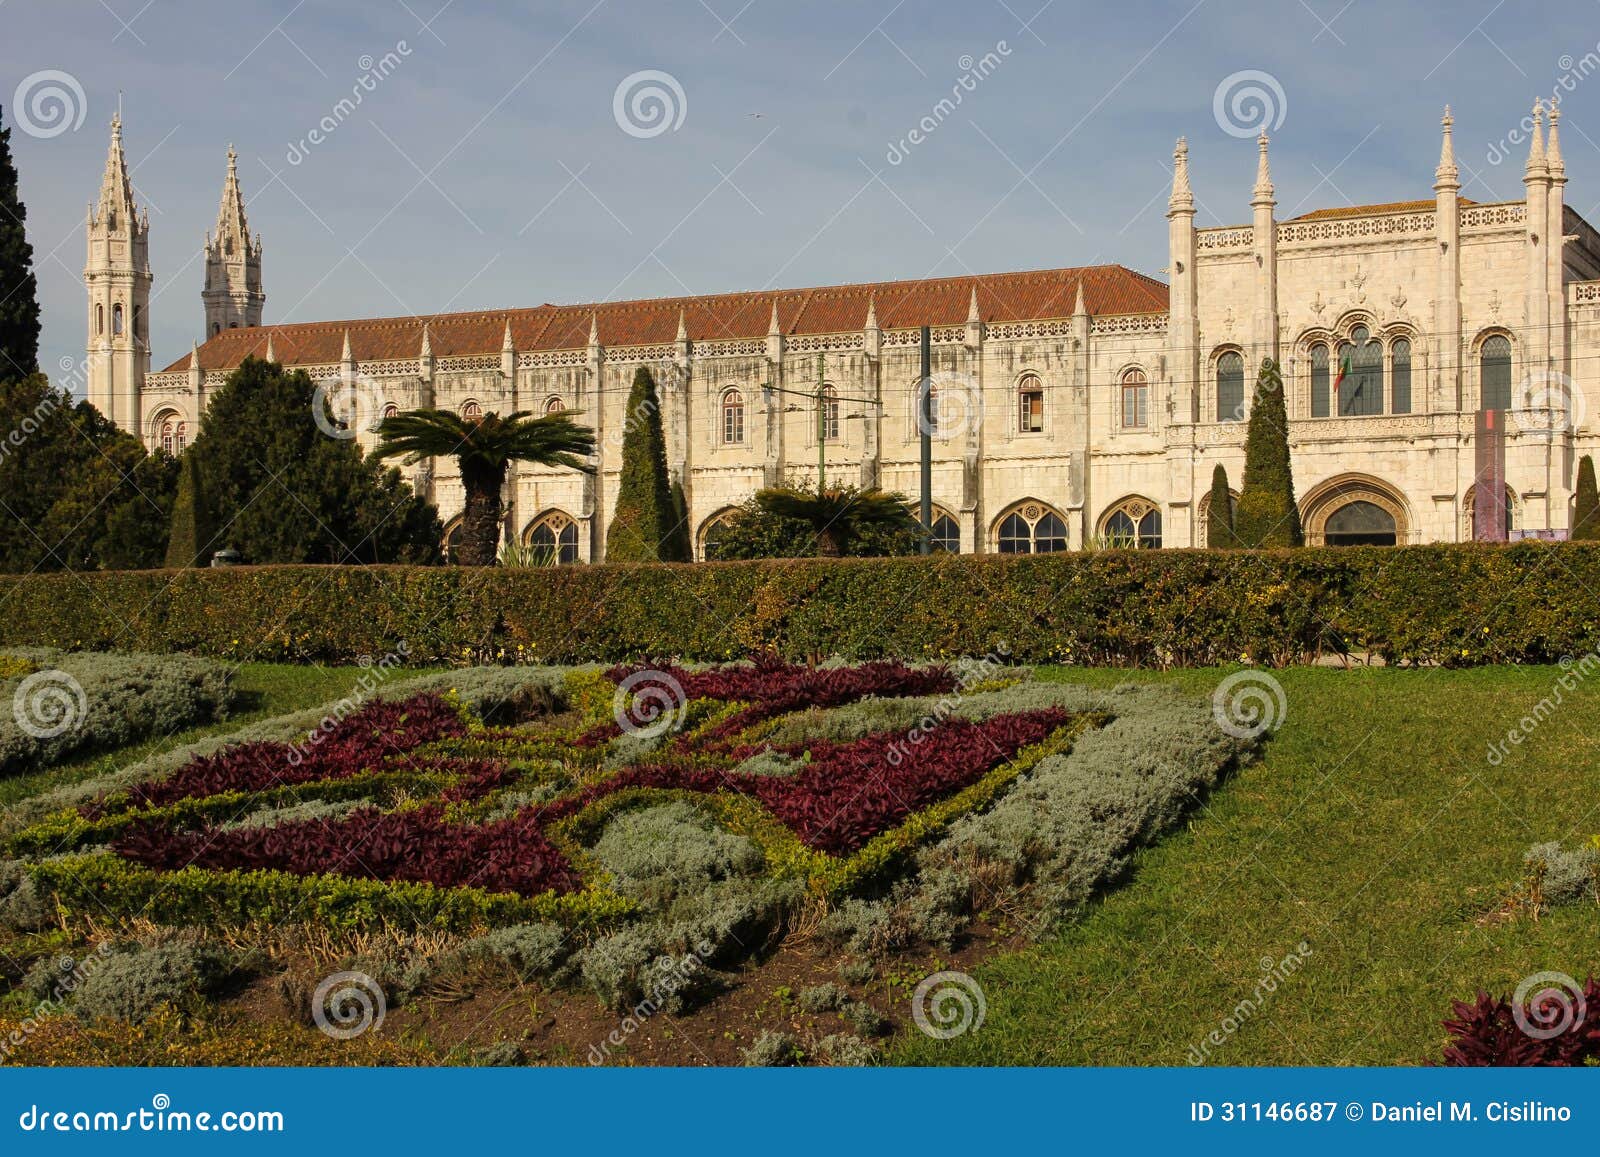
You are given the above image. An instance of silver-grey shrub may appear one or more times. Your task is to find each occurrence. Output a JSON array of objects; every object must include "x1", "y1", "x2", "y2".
[{"x1": 0, "y1": 649, "x2": 235, "y2": 778}]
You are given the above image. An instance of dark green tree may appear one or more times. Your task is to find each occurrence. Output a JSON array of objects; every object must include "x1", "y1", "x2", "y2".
[
  {"x1": 667, "y1": 477, "x2": 693, "y2": 563},
  {"x1": 1206, "y1": 463, "x2": 1236, "y2": 549},
  {"x1": 372, "y1": 401, "x2": 593, "y2": 566},
  {"x1": 191, "y1": 358, "x2": 444, "y2": 564},
  {"x1": 0, "y1": 374, "x2": 177, "y2": 571},
  {"x1": 1573, "y1": 455, "x2": 1600, "y2": 542},
  {"x1": 165, "y1": 451, "x2": 214, "y2": 567},
  {"x1": 605, "y1": 366, "x2": 684, "y2": 562},
  {"x1": 0, "y1": 106, "x2": 40, "y2": 379},
  {"x1": 1232, "y1": 359, "x2": 1303, "y2": 548},
  {"x1": 725, "y1": 485, "x2": 922, "y2": 558}
]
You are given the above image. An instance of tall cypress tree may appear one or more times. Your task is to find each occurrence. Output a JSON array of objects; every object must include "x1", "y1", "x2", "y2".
[
  {"x1": 1233, "y1": 359, "x2": 1303, "y2": 548},
  {"x1": 605, "y1": 365, "x2": 684, "y2": 562},
  {"x1": 0, "y1": 105, "x2": 42, "y2": 379},
  {"x1": 1206, "y1": 463, "x2": 1235, "y2": 549},
  {"x1": 1573, "y1": 455, "x2": 1600, "y2": 542},
  {"x1": 165, "y1": 451, "x2": 215, "y2": 567}
]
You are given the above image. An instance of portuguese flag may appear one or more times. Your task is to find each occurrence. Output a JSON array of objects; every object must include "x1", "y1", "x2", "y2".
[{"x1": 1333, "y1": 351, "x2": 1352, "y2": 396}]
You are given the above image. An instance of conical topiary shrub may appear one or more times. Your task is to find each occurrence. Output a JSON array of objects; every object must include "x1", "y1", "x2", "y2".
[
  {"x1": 605, "y1": 366, "x2": 685, "y2": 562},
  {"x1": 1232, "y1": 358, "x2": 1303, "y2": 548},
  {"x1": 1574, "y1": 455, "x2": 1600, "y2": 542},
  {"x1": 1206, "y1": 463, "x2": 1235, "y2": 549},
  {"x1": 164, "y1": 451, "x2": 215, "y2": 568}
]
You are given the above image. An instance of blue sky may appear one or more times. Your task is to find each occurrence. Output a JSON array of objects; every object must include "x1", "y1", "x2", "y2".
[{"x1": 3, "y1": 0, "x2": 1597, "y2": 384}]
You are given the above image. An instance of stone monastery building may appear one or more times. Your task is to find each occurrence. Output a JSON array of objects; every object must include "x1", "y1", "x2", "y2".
[{"x1": 84, "y1": 102, "x2": 1600, "y2": 561}]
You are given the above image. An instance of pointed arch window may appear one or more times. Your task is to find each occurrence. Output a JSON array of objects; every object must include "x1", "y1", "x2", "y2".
[
  {"x1": 1337, "y1": 327, "x2": 1383, "y2": 416},
  {"x1": 1018, "y1": 373, "x2": 1044, "y2": 433},
  {"x1": 381, "y1": 403, "x2": 400, "y2": 422},
  {"x1": 928, "y1": 510, "x2": 960, "y2": 553},
  {"x1": 1391, "y1": 338, "x2": 1412, "y2": 414},
  {"x1": 996, "y1": 501, "x2": 1069, "y2": 554},
  {"x1": 544, "y1": 396, "x2": 566, "y2": 416},
  {"x1": 1310, "y1": 344, "x2": 1330, "y2": 417},
  {"x1": 721, "y1": 388, "x2": 745, "y2": 445},
  {"x1": 1215, "y1": 352, "x2": 1244, "y2": 422},
  {"x1": 1120, "y1": 369, "x2": 1148, "y2": 428},
  {"x1": 460, "y1": 400, "x2": 482, "y2": 422},
  {"x1": 96, "y1": 305, "x2": 105, "y2": 336},
  {"x1": 112, "y1": 304, "x2": 124, "y2": 336},
  {"x1": 525, "y1": 512, "x2": 579, "y2": 565},
  {"x1": 159, "y1": 418, "x2": 175, "y2": 457},
  {"x1": 1102, "y1": 497, "x2": 1163, "y2": 549},
  {"x1": 700, "y1": 510, "x2": 739, "y2": 560},
  {"x1": 1480, "y1": 335, "x2": 1512, "y2": 411}
]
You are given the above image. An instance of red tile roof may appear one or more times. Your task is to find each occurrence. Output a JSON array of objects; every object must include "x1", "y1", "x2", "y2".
[
  {"x1": 1288, "y1": 197, "x2": 1477, "y2": 222},
  {"x1": 161, "y1": 264, "x2": 1169, "y2": 373}
]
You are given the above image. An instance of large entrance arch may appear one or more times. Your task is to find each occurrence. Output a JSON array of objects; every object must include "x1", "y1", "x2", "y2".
[{"x1": 1300, "y1": 475, "x2": 1411, "y2": 547}]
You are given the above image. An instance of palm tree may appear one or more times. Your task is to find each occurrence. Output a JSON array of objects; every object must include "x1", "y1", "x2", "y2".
[
  {"x1": 372, "y1": 409, "x2": 595, "y2": 566},
  {"x1": 754, "y1": 485, "x2": 920, "y2": 558}
]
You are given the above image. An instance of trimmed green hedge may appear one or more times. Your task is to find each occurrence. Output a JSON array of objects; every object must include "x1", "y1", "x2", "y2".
[{"x1": 0, "y1": 543, "x2": 1595, "y2": 667}]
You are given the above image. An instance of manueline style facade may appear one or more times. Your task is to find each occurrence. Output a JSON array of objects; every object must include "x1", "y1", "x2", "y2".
[{"x1": 84, "y1": 102, "x2": 1600, "y2": 561}]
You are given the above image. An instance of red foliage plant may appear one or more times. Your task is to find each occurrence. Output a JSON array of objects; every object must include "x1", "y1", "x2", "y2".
[
  {"x1": 1436, "y1": 976, "x2": 1600, "y2": 1066},
  {"x1": 104, "y1": 693, "x2": 466, "y2": 813},
  {"x1": 113, "y1": 803, "x2": 578, "y2": 897}
]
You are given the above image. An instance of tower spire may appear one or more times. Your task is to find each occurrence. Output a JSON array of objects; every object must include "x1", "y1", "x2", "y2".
[
  {"x1": 1525, "y1": 98, "x2": 1547, "y2": 175},
  {"x1": 1547, "y1": 103, "x2": 1565, "y2": 178},
  {"x1": 1168, "y1": 136, "x2": 1194, "y2": 214},
  {"x1": 94, "y1": 114, "x2": 138, "y2": 227},
  {"x1": 84, "y1": 114, "x2": 152, "y2": 434},
  {"x1": 1251, "y1": 131, "x2": 1275, "y2": 204},
  {"x1": 1434, "y1": 105, "x2": 1460, "y2": 190},
  {"x1": 202, "y1": 144, "x2": 265, "y2": 335}
]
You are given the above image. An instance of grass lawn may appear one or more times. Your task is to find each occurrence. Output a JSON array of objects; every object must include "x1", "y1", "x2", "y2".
[
  {"x1": 0, "y1": 662, "x2": 444, "y2": 810},
  {"x1": 892, "y1": 664, "x2": 1600, "y2": 1065}
]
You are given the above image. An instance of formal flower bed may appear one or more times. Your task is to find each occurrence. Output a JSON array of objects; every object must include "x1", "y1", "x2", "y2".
[{"x1": 1, "y1": 659, "x2": 1256, "y2": 1048}]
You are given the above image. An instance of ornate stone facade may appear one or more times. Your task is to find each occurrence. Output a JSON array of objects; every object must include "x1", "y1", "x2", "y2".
[{"x1": 93, "y1": 101, "x2": 1600, "y2": 559}]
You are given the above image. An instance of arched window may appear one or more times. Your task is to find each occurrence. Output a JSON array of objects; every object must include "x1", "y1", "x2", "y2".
[
  {"x1": 1480, "y1": 335, "x2": 1512, "y2": 411},
  {"x1": 1018, "y1": 374, "x2": 1044, "y2": 433},
  {"x1": 112, "y1": 303, "x2": 124, "y2": 336},
  {"x1": 1215, "y1": 352, "x2": 1244, "y2": 422},
  {"x1": 1391, "y1": 338, "x2": 1412, "y2": 414},
  {"x1": 525, "y1": 512, "x2": 579, "y2": 565},
  {"x1": 461, "y1": 400, "x2": 482, "y2": 422},
  {"x1": 1337, "y1": 326, "x2": 1383, "y2": 416},
  {"x1": 995, "y1": 501, "x2": 1069, "y2": 554},
  {"x1": 159, "y1": 417, "x2": 176, "y2": 457},
  {"x1": 96, "y1": 304, "x2": 104, "y2": 336},
  {"x1": 544, "y1": 396, "x2": 565, "y2": 416},
  {"x1": 173, "y1": 421, "x2": 187, "y2": 455},
  {"x1": 1309, "y1": 343, "x2": 1330, "y2": 417},
  {"x1": 927, "y1": 509, "x2": 960, "y2": 553},
  {"x1": 1120, "y1": 369, "x2": 1148, "y2": 428},
  {"x1": 1101, "y1": 497, "x2": 1162, "y2": 548},
  {"x1": 443, "y1": 518, "x2": 467, "y2": 564},
  {"x1": 721, "y1": 389, "x2": 745, "y2": 445},
  {"x1": 381, "y1": 403, "x2": 399, "y2": 422},
  {"x1": 700, "y1": 510, "x2": 739, "y2": 560},
  {"x1": 821, "y1": 384, "x2": 840, "y2": 441},
  {"x1": 1323, "y1": 501, "x2": 1397, "y2": 546}
]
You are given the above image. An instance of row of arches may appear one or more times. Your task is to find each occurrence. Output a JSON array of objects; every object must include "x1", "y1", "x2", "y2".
[{"x1": 443, "y1": 475, "x2": 1526, "y2": 563}]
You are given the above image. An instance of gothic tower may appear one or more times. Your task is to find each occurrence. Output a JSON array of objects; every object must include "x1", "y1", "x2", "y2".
[
  {"x1": 83, "y1": 113, "x2": 152, "y2": 433},
  {"x1": 201, "y1": 145, "x2": 264, "y2": 336}
]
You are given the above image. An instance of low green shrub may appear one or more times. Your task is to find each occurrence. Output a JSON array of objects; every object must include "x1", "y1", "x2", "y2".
[
  {"x1": 798, "y1": 982, "x2": 845, "y2": 1014},
  {"x1": 460, "y1": 923, "x2": 572, "y2": 982},
  {"x1": 592, "y1": 802, "x2": 765, "y2": 902},
  {"x1": 72, "y1": 942, "x2": 234, "y2": 1025},
  {"x1": 1524, "y1": 840, "x2": 1600, "y2": 907},
  {"x1": 0, "y1": 649, "x2": 234, "y2": 778},
  {"x1": 2, "y1": 543, "x2": 1597, "y2": 667},
  {"x1": 740, "y1": 1029, "x2": 802, "y2": 1067}
]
